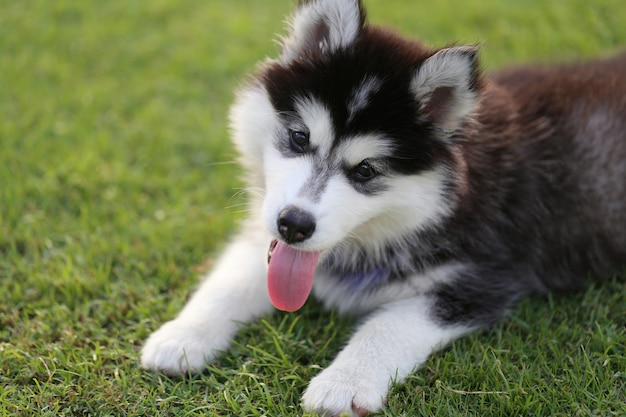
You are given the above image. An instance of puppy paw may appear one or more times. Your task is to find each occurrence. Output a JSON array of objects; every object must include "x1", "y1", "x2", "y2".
[
  {"x1": 302, "y1": 365, "x2": 387, "y2": 417},
  {"x1": 141, "y1": 319, "x2": 224, "y2": 375}
]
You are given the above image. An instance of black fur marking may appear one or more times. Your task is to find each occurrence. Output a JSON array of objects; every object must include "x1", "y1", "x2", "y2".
[
  {"x1": 263, "y1": 26, "x2": 456, "y2": 178},
  {"x1": 319, "y1": 228, "x2": 458, "y2": 289},
  {"x1": 430, "y1": 264, "x2": 529, "y2": 326}
]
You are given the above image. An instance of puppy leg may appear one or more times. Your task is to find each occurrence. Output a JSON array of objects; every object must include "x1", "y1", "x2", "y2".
[
  {"x1": 141, "y1": 224, "x2": 272, "y2": 375},
  {"x1": 302, "y1": 297, "x2": 474, "y2": 416}
]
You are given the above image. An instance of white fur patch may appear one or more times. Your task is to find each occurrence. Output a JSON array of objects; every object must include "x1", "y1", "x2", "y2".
[
  {"x1": 335, "y1": 133, "x2": 394, "y2": 167},
  {"x1": 347, "y1": 76, "x2": 383, "y2": 123},
  {"x1": 280, "y1": 0, "x2": 363, "y2": 62},
  {"x1": 229, "y1": 83, "x2": 281, "y2": 187},
  {"x1": 349, "y1": 166, "x2": 453, "y2": 244},
  {"x1": 302, "y1": 297, "x2": 474, "y2": 415},
  {"x1": 261, "y1": 151, "x2": 315, "y2": 236}
]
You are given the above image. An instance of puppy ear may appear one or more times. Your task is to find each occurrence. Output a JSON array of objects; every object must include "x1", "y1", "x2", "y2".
[
  {"x1": 411, "y1": 46, "x2": 480, "y2": 132},
  {"x1": 280, "y1": 0, "x2": 366, "y2": 63}
]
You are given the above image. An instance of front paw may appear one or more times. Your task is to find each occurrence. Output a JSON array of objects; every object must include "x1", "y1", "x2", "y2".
[
  {"x1": 141, "y1": 319, "x2": 224, "y2": 375},
  {"x1": 302, "y1": 365, "x2": 388, "y2": 417}
]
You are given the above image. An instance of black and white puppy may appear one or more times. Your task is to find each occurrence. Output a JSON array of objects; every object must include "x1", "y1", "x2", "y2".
[{"x1": 141, "y1": 1, "x2": 626, "y2": 415}]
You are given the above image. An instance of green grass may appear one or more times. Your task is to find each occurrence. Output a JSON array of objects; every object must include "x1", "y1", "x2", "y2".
[{"x1": 1, "y1": 0, "x2": 625, "y2": 415}]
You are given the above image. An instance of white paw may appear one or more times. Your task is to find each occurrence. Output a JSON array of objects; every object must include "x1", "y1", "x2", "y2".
[
  {"x1": 141, "y1": 319, "x2": 227, "y2": 375},
  {"x1": 302, "y1": 365, "x2": 388, "y2": 417}
]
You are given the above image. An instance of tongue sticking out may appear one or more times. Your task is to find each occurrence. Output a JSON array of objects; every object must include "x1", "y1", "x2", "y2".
[{"x1": 267, "y1": 240, "x2": 320, "y2": 312}]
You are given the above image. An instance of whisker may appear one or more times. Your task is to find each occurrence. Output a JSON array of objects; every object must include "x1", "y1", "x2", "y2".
[
  {"x1": 203, "y1": 160, "x2": 240, "y2": 167},
  {"x1": 224, "y1": 202, "x2": 250, "y2": 210}
]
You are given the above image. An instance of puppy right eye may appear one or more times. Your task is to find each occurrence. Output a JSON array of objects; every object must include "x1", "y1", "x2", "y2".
[
  {"x1": 289, "y1": 130, "x2": 310, "y2": 153},
  {"x1": 351, "y1": 160, "x2": 377, "y2": 182}
]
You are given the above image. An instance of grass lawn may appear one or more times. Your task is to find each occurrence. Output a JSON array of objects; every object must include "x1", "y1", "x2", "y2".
[{"x1": 1, "y1": 0, "x2": 625, "y2": 415}]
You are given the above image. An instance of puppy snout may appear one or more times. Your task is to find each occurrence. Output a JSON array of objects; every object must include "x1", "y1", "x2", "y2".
[{"x1": 277, "y1": 207, "x2": 316, "y2": 244}]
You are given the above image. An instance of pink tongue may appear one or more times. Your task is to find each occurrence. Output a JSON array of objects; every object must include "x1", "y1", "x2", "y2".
[{"x1": 267, "y1": 241, "x2": 320, "y2": 312}]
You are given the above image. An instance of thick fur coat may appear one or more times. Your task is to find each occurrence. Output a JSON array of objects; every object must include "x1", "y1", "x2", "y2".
[{"x1": 141, "y1": 1, "x2": 625, "y2": 415}]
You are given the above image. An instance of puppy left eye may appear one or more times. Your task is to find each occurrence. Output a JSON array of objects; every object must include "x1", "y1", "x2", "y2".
[
  {"x1": 352, "y1": 160, "x2": 376, "y2": 181},
  {"x1": 289, "y1": 130, "x2": 310, "y2": 153}
]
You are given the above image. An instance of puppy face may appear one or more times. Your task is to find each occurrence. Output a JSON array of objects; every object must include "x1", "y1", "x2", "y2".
[{"x1": 230, "y1": 0, "x2": 480, "y2": 252}]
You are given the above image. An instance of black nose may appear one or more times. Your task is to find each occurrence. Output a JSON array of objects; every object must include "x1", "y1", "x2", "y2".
[{"x1": 277, "y1": 207, "x2": 316, "y2": 244}]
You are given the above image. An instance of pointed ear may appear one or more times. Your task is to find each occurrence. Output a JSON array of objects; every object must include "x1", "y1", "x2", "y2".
[
  {"x1": 279, "y1": 0, "x2": 366, "y2": 63},
  {"x1": 411, "y1": 46, "x2": 480, "y2": 132}
]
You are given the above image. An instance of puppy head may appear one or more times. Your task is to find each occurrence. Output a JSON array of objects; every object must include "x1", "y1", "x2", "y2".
[{"x1": 230, "y1": 0, "x2": 480, "y2": 252}]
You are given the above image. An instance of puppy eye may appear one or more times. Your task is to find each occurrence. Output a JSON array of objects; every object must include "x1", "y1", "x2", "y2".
[
  {"x1": 352, "y1": 160, "x2": 376, "y2": 181},
  {"x1": 289, "y1": 130, "x2": 310, "y2": 153}
]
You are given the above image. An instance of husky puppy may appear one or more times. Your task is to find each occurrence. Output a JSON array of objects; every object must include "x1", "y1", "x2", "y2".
[{"x1": 141, "y1": 0, "x2": 625, "y2": 415}]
